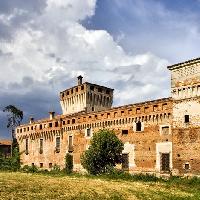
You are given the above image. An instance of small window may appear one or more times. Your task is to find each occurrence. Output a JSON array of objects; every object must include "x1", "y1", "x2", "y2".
[
  {"x1": 55, "y1": 122, "x2": 58, "y2": 127},
  {"x1": 31, "y1": 126, "x2": 33, "y2": 130},
  {"x1": 90, "y1": 86, "x2": 94, "y2": 91},
  {"x1": 121, "y1": 111, "x2": 124, "y2": 116},
  {"x1": 98, "y1": 88, "x2": 102, "y2": 92},
  {"x1": 25, "y1": 138, "x2": 28, "y2": 154},
  {"x1": 67, "y1": 120, "x2": 70, "y2": 124},
  {"x1": 161, "y1": 126, "x2": 169, "y2": 135},
  {"x1": 68, "y1": 136, "x2": 73, "y2": 152},
  {"x1": 49, "y1": 163, "x2": 53, "y2": 168},
  {"x1": 72, "y1": 119, "x2": 75, "y2": 124},
  {"x1": 67, "y1": 91, "x2": 69, "y2": 95},
  {"x1": 56, "y1": 137, "x2": 60, "y2": 152},
  {"x1": 128, "y1": 109, "x2": 132, "y2": 115},
  {"x1": 63, "y1": 121, "x2": 65, "y2": 125},
  {"x1": 185, "y1": 115, "x2": 189, "y2": 123},
  {"x1": 122, "y1": 130, "x2": 128, "y2": 135},
  {"x1": 62, "y1": 93, "x2": 64, "y2": 98},
  {"x1": 71, "y1": 89, "x2": 73, "y2": 94},
  {"x1": 92, "y1": 107, "x2": 94, "y2": 111},
  {"x1": 144, "y1": 107, "x2": 149, "y2": 113},
  {"x1": 136, "y1": 122, "x2": 142, "y2": 131},
  {"x1": 40, "y1": 163, "x2": 43, "y2": 168},
  {"x1": 32, "y1": 163, "x2": 34, "y2": 167},
  {"x1": 76, "y1": 87, "x2": 78, "y2": 92},
  {"x1": 39, "y1": 139, "x2": 43, "y2": 154},
  {"x1": 184, "y1": 163, "x2": 190, "y2": 170},
  {"x1": 86, "y1": 128, "x2": 92, "y2": 137},
  {"x1": 39, "y1": 124, "x2": 42, "y2": 130},
  {"x1": 81, "y1": 85, "x2": 84, "y2": 90},
  {"x1": 106, "y1": 90, "x2": 110, "y2": 94},
  {"x1": 49, "y1": 123, "x2": 52, "y2": 128},
  {"x1": 153, "y1": 105, "x2": 158, "y2": 111},
  {"x1": 136, "y1": 108, "x2": 141, "y2": 114}
]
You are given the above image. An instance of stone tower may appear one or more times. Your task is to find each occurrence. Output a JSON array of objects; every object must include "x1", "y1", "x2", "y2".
[
  {"x1": 168, "y1": 57, "x2": 200, "y2": 175},
  {"x1": 60, "y1": 76, "x2": 114, "y2": 115}
]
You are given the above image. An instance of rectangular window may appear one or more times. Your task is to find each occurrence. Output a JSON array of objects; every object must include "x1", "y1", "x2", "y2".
[
  {"x1": 185, "y1": 115, "x2": 189, "y2": 123},
  {"x1": 49, "y1": 163, "x2": 53, "y2": 168},
  {"x1": 25, "y1": 138, "x2": 28, "y2": 155},
  {"x1": 39, "y1": 139, "x2": 43, "y2": 154},
  {"x1": 136, "y1": 122, "x2": 142, "y2": 131},
  {"x1": 161, "y1": 126, "x2": 170, "y2": 135},
  {"x1": 72, "y1": 119, "x2": 75, "y2": 124},
  {"x1": 153, "y1": 105, "x2": 158, "y2": 111},
  {"x1": 68, "y1": 136, "x2": 73, "y2": 152},
  {"x1": 86, "y1": 128, "x2": 91, "y2": 137},
  {"x1": 49, "y1": 123, "x2": 52, "y2": 128},
  {"x1": 56, "y1": 137, "x2": 60, "y2": 153},
  {"x1": 63, "y1": 121, "x2": 65, "y2": 125},
  {"x1": 55, "y1": 122, "x2": 58, "y2": 127},
  {"x1": 122, "y1": 130, "x2": 128, "y2": 135},
  {"x1": 39, "y1": 124, "x2": 42, "y2": 130},
  {"x1": 40, "y1": 163, "x2": 43, "y2": 168},
  {"x1": 144, "y1": 107, "x2": 149, "y2": 113},
  {"x1": 136, "y1": 108, "x2": 141, "y2": 114}
]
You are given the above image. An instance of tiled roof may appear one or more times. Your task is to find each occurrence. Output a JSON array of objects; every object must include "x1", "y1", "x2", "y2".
[{"x1": 0, "y1": 140, "x2": 12, "y2": 146}]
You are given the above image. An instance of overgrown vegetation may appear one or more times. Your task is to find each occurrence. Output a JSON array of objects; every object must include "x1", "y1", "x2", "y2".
[
  {"x1": 65, "y1": 153, "x2": 73, "y2": 174},
  {"x1": 0, "y1": 146, "x2": 20, "y2": 171},
  {"x1": 81, "y1": 129, "x2": 124, "y2": 175}
]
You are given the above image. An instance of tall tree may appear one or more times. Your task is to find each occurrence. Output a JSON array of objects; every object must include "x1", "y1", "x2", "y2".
[{"x1": 3, "y1": 105, "x2": 23, "y2": 140}]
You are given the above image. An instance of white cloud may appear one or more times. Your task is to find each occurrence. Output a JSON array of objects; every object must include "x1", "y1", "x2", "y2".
[{"x1": 0, "y1": 0, "x2": 170, "y2": 110}]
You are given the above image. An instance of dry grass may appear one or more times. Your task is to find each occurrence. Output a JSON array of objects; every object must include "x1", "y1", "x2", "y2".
[{"x1": 0, "y1": 172, "x2": 199, "y2": 200}]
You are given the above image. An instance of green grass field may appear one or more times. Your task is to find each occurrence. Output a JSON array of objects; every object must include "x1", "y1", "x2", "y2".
[{"x1": 0, "y1": 172, "x2": 200, "y2": 200}]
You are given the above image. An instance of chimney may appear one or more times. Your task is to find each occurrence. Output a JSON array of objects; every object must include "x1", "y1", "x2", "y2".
[
  {"x1": 49, "y1": 111, "x2": 55, "y2": 120},
  {"x1": 29, "y1": 117, "x2": 34, "y2": 124},
  {"x1": 77, "y1": 75, "x2": 83, "y2": 85}
]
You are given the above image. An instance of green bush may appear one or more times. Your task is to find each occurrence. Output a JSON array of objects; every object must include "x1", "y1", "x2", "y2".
[
  {"x1": 65, "y1": 153, "x2": 73, "y2": 174},
  {"x1": 21, "y1": 165, "x2": 38, "y2": 173},
  {"x1": 49, "y1": 164, "x2": 61, "y2": 174},
  {"x1": 0, "y1": 146, "x2": 20, "y2": 171},
  {"x1": 81, "y1": 129, "x2": 124, "y2": 175}
]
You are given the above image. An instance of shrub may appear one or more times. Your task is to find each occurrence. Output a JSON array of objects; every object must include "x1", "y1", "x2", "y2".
[
  {"x1": 65, "y1": 153, "x2": 73, "y2": 174},
  {"x1": 50, "y1": 164, "x2": 61, "y2": 174},
  {"x1": 21, "y1": 165, "x2": 38, "y2": 173},
  {"x1": 81, "y1": 129, "x2": 124, "y2": 175}
]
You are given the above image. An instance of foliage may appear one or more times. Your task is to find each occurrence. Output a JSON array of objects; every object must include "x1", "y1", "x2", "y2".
[
  {"x1": 0, "y1": 146, "x2": 20, "y2": 171},
  {"x1": 65, "y1": 153, "x2": 73, "y2": 174},
  {"x1": 81, "y1": 129, "x2": 124, "y2": 175},
  {"x1": 3, "y1": 105, "x2": 23, "y2": 130},
  {"x1": 21, "y1": 165, "x2": 38, "y2": 173}
]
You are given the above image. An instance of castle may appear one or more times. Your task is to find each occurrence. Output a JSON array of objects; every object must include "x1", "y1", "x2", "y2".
[{"x1": 16, "y1": 57, "x2": 200, "y2": 176}]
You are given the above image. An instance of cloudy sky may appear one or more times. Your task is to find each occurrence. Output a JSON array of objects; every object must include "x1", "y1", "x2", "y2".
[{"x1": 1, "y1": 0, "x2": 200, "y2": 138}]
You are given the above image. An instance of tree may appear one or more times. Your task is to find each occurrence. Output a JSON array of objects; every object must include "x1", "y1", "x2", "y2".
[
  {"x1": 65, "y1": 153, "x2": 73, "y2": 174},
  {"x1": 81, "y1": 129, "x2": 124, "y2": 175},
  {"x1": 3, "y1": 105, "x2": 23, "y2": 140},
  {"x1": 3, "y1": 105, "x2": 23, "y2": 160}
]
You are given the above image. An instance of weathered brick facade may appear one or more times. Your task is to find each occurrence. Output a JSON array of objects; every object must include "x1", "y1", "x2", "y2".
[{"x1": 16, "y1": 58, "x2": 200, "y2": 176}]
